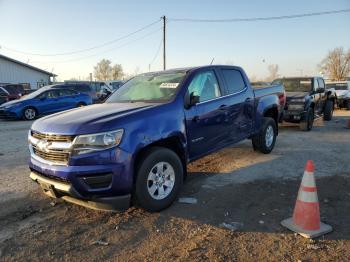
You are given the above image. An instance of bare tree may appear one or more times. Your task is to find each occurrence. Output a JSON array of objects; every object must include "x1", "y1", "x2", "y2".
[
  {"x1": 266, "y1": 64, "x2": 280, "y2": 81},
  {"x1": 94, "y1": 59, "x2": 112, "y2": 81},
  {"x1": 319, "y1": 47, "x2": 350, "y2": 80},
  {"x1": 111, "y1": 64, "x2": 124, "y2": 80}
]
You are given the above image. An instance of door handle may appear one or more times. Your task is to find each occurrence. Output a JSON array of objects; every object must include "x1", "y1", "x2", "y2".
[
  {"x1": 218, "y1": 105, "x2": 228, "y2": 110},
  {"x1": 193, "y1": 116, "x2": 199, "y2": 122}
]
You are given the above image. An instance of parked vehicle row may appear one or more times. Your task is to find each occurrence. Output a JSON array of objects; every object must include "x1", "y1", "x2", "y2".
[
  {"x1": 28, "y1": 65, "x2": 285, "y2": 212},
  {"x1": 271, "y1": 77, "x2": 336, "y2": 131},
  {"x1": 0, "y1": 84, "x2": 26, "y2": 105},
  {"x1": 0, "y1": 85, "x2": 92, "y2": 120}
]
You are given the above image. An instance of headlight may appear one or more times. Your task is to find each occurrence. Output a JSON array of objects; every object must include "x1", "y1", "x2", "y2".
[{"x1": 72, "y1": 129, "x2": 123, "y2": 155}]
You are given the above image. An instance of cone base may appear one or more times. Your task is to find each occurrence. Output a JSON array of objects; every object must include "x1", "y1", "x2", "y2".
[{"x1": 281, "y1": 218, "x2": 333, "y2": 238}]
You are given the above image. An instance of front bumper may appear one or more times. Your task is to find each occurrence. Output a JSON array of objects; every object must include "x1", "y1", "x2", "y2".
[
  {"x1": 0, "y1": 108, "x2": 20, "y2": 119},
  {"x1": 283, "y1": 110, "x2": 307, "y2": 123},
  {"x1": 30, "y1": 171, "x2": 131, "y2": 211}
]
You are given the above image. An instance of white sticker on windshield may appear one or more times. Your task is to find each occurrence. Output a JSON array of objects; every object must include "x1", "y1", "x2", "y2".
[{"x1": 160, "y1": 83, "x2": 179, "y2": 88}]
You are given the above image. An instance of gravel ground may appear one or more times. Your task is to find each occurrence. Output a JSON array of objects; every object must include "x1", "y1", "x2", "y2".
[{"x1": 0, "y1": 110, "x2": 349, "y2": 261}]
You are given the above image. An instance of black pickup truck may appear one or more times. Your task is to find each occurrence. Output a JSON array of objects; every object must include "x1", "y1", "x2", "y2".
[{"x1": 271, "y1": 77, "x2": 336, "y2": 131}]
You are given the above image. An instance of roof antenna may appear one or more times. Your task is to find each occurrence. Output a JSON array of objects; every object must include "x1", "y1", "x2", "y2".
[{"x1": 210, "y1": 58, "x2": 215, "y2": 65}]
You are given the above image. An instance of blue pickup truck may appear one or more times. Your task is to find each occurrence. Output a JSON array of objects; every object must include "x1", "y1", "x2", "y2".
[{"x1": 28, "y1": 65, "x2": 285, "y2": 211}]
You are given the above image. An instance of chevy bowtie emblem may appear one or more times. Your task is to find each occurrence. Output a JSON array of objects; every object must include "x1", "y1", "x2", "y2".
[{"x1": 37, "y1": 139, "x2": 51, "y2": 152}]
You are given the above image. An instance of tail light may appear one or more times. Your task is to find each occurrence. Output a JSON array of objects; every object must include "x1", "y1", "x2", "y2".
[{"x1": 278, "y1": 92, "x2": 286, "y2": 106}]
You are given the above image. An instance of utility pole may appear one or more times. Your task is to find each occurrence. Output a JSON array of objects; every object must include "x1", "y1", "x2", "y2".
[{"x1": 162, "y1": 15, "x2": 166, "y2": 70}]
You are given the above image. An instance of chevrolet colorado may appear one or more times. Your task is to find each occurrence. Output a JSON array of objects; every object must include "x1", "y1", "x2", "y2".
[
  {"x1": 272, "y1": 77, "x2": 336, "y2": 131},
  {"x1": 29, "y1": 65, "x2": 285, "y2": 211}
]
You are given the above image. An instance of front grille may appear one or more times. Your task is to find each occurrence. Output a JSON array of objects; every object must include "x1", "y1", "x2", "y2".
[
  {"x1": 32, "y1": 144, "x2": 70, "y2": 165},
  {"x1": 31, "y1": 131, "x2": 74, "y2": 143}
]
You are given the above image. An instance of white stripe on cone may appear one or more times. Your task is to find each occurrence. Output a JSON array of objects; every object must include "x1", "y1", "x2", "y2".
[
  {"x1": 301, "y1": 171, "x2": 316, "y2": 187},
  {"x1": 297, "y1": 190, "x2": 319, "y2": 203}
]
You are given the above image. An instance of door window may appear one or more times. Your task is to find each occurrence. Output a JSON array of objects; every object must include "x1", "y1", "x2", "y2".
[
  {"x1": 221, "y1": 69, "x2": 246, "y2": 94},
  {"x1": 187, "y1": 71, "x2": 221, "y2": 102},
  {"x1": 58, "y1": 89, "x2": 76, "y2": 97},
  {"x1": 317, "y1": 78, "x2": 325, "y2": 89},
  {"x1": 46, "y1": 90, "x2": 59, "y2": 98}
]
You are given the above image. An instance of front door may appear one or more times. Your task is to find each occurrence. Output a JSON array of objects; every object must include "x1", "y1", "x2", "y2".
[{"x1": 184, "y1": 70, "x2": 229, "y2": 160}]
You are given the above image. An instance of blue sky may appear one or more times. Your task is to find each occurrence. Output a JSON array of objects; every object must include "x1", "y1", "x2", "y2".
[{"x1": 0, "y1": 0, "x2": 349, "y2": 81}]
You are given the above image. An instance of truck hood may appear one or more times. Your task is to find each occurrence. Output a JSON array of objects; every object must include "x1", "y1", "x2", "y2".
[
  {"x1": 31, "y1": 102, "x2": 157, "y2": 135},
  {"x1": 285, "y1": 92, "x2": 309, "y2": 102}
]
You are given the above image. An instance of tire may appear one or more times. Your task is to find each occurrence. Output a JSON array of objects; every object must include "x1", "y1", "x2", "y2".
[
  {"x1": 323, "y1": 100, "x2": 333, "y2": 121},
  {"x1": 23, "y1": 107, "x2": 37, "y2": 120},
  {"x1": 134, "y1": 147, "x2": 183, "y2": 212},
  {"x1": 77, "y1": 102, "x2": 86, "y2": 107},
  {"x1": 300, "y1": 108, "x2": 314, "y2": 131},
  {"x1": 252, "y1": 117, "x2": 277, "y2": 154},
  {"x1": 346, "y1": 100, "x2": 350, "y2": 110}
]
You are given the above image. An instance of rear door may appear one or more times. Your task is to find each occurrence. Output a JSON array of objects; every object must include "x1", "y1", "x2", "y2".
[
  {"x1": 219, "y1": 68, "x2": 255, "y2": 141},
  {"x1": 57, "y1": 89, "x2": 78, "y2": 110}
]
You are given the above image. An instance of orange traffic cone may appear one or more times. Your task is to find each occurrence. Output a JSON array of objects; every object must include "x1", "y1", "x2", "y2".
[{"x1": 281, "y1": 160, "x2": 332, "y2": 238}]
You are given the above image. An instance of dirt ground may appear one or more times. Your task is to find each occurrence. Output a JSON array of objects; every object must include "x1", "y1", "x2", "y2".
[{"x1": 0, "y1": 110, "x2": 349, "y2": 261}]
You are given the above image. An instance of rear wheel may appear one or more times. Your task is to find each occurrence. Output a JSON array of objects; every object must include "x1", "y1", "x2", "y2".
[
  {"x1": 77, "y1": 102, "x2": 86, "y2": 107},
  {"x1": 23, "y1": 107, "x2": 37, "y2": 120},
  {"x1": 252, "y1": 117, "x2": 277, "y2": 154},
  {"x1": 323, "y1": 100, "x2": 334, "y2": 121},
  {"x1": 134, "y1": 147, "x2": 183, "y2": 212},
  {"x1": 300, "y1": 108, "x2": 314, "y2": 131}
]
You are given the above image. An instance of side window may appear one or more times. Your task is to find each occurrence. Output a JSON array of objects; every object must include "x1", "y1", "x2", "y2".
[
  {"x1": 221, "y1": 69, "x2": 246, "y2": 94},
  {"x1": 46, "y1": 90, "x2": 59, "y2": 98},
  {"x1": 187, "y1": 71, "x2": 221, "y2": 102},
  {"x1": 58, "y1": 89, "x2": 75, "y2": 97},
  {"x1": 317, "y1": 78, "x2": 325, "y2": 89}
]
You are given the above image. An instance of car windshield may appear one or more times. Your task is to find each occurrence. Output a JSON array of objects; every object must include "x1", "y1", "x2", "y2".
[
  {"x1": 272, "y1": 78, "x2": 312, "y2": 92},
  {"x1": 326, "y1": 83, "x2": 348, "y2": 90},
  {"x1": 106, "y1": 71, "x2": 186, "y2": 103}
]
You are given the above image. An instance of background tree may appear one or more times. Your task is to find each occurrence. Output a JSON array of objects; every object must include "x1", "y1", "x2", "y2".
[
  {"x1": 94, "y1": 59, "x2": 112, "y2": 81},
  {"x1": 319, "y1": 47, "x2": 350, "y2": 80},
  {"x1": 111, "y1": 64, "x2": 124, "y2": 80},
  {"x1": 266, "y1": 64, "x2": 280, "y2": 81}
]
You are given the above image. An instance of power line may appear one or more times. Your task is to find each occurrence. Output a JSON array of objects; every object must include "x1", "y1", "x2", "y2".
[
  {"x1": 0, "y1": 19, "x2": 161, "y2": 56},
  {"x1": 32, "y1": 27, "x2": 162, "y2": 64},
  {"x1": 169, "y1": 9, "x2": 350, "y2": 23},
  {"x1": 148, "y1": 37, "x2": 163, "y2": 67}
]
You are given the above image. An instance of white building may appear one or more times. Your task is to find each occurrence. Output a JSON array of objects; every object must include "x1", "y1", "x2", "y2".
[{"x1": 0, "y1": 54, "x2": 56, "y2": 89}]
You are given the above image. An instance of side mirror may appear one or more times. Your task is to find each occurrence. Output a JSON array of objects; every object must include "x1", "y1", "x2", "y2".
[
  {"x1": 316, "y1": 87, "x2": 325, "y2": 93},
  {"x1": 185, "y1": 92, "x2": 200, "y2": 109}
]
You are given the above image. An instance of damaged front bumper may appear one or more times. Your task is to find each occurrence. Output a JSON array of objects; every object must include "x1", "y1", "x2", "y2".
[{"x1": 30, "y1": 171, "x2": 131, "y2": 211}]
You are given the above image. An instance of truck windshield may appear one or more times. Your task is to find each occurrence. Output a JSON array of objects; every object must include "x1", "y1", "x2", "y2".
[
  {"x1": 272, "y1": 78, "x2": 312, "y2": 92},
  {"x1": 326, "y1": 83, "x2": 348, "y2": 90},
  {"x1": 106, "y1": 71, "x2": 186, "y2": 103}
]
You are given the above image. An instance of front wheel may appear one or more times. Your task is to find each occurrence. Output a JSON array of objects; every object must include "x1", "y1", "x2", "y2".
[
  {"x1": 300, "y1": 108, "x2": 314, "y2": 131},
  {"x1": 134, "y1": 147, "x2": 183, "y2": 212},
  {"x1": 23, "y1": 107, "x2": 37, "y2": 120},
  {"x1": 323, "y1": 100, "x2": 334, "y2": 121},
  {"x1": 252, "y1": 117, "x2": 277, "y2": 154}
]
